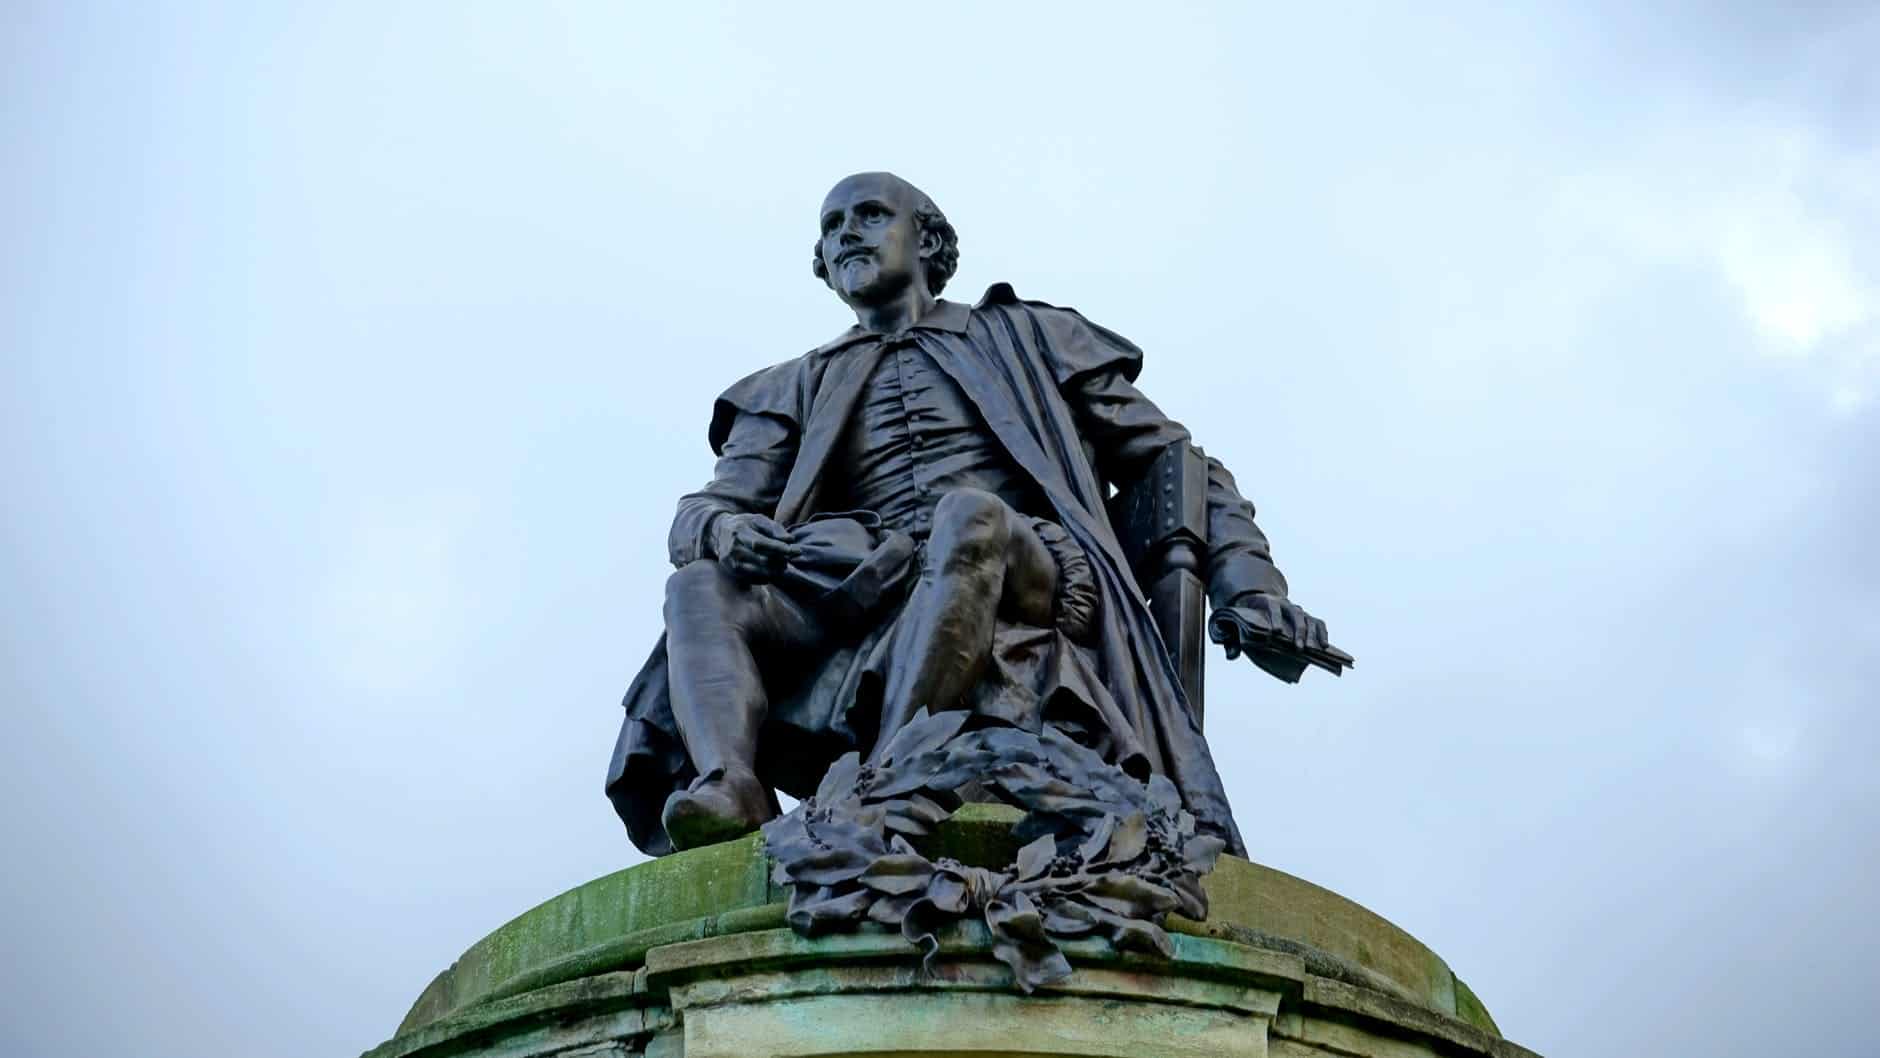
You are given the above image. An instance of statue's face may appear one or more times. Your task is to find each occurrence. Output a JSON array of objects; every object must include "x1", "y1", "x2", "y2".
[{"x1": 819, "y1": 174, "x2": 927, "y2": 305}]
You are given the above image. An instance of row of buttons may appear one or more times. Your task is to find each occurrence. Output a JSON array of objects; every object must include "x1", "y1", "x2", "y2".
[{"x1": 894, "y1": 349, "x2": 933, "y2": 496}]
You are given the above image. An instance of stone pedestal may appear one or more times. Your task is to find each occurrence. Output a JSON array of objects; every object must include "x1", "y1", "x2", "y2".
[{"x1": 364, "y1": 807, "x2": 1540, "y2": 1058}]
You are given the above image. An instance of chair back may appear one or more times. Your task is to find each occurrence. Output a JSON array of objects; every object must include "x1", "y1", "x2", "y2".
[{"x1": 1107, "y1": 443, "x2": 1210, "y2": 725}]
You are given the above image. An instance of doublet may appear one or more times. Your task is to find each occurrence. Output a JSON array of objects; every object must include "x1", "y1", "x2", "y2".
[{"x1": 832, "y1": 339, "x2": 1048, "y2": 538}]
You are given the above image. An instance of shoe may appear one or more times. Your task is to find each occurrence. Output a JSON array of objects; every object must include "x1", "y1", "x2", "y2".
[{"x1": 661, "y1": 768, "x2": 774, "y2": 851}]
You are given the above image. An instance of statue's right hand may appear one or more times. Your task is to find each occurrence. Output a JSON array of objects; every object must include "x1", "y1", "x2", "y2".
[{"x1": 711, "y1": 513, "x2": 799, "y2": 584}]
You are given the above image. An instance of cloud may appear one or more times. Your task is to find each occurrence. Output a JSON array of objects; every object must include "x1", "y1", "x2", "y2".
[{"x1": 1556, "y1": 110, "x2": 1879, "y2": 402}]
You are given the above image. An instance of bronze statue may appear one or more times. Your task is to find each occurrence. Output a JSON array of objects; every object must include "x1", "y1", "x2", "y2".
[{"x1": 606, "y1": 172, "x2": 1348, "y2": 865}]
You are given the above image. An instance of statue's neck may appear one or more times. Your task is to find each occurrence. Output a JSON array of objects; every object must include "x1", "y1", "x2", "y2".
[{"x1": 850, "y1": 286, "x2": 937, "y2": 336}]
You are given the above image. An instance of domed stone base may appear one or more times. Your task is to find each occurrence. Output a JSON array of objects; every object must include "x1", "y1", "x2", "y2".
[{"x1": 366, "y1": 807, "x2": 1540, "y2": 1058}]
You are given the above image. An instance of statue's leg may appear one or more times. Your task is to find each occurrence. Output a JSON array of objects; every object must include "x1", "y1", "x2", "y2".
[
  {"x1": 876, "y1": 489, "x2": 1057, "y2": 739},
  {"x1": 662, "y1": 559, "x2": 821, "y2": 849}
]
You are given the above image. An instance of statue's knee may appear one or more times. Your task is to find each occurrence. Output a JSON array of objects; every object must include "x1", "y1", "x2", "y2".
[
  {"x1": 665, "y1": 560, "x2": 742, "y2": 624},
  {"x1": 930, "y1": 489, "x2": 1008, "y2": 569},
  {"x1": 934, "y1": 488, "x2": 1006, "y2": 532}
]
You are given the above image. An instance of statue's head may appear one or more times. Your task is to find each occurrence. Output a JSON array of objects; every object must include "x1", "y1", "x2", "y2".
[{"x1": 812, "y1": 172, "x2": 959, "y2": 305}]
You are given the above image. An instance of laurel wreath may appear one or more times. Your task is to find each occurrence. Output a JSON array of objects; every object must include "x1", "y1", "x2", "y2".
[{"x1": 760, "y1": 709, "x2": 1226, "y2": 992}]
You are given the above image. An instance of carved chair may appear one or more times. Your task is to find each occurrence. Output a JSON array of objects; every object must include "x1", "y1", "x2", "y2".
[{"x1": 1108, "y1": 442, "x2": 1213, "y2": 726}]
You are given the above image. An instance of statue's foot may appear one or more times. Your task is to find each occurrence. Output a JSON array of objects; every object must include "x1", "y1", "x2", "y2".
[{"x1": 662, "y1": 768, "x2": 773, "y2": 851}]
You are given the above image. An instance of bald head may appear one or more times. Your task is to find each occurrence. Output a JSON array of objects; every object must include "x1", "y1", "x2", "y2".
[
  {"x1": 822, "y1": 172, "x2": 926, "y2": 214},
  {"x1": 812, "y1": 172, "x2": 959, "y2": 298}
]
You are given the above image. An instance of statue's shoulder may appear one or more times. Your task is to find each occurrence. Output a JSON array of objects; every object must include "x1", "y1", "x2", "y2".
[
  {"x1": 970, "y1": 281, "x2": 1068, "y2": 319},
  {"x1": 717, "y1": 354, "x2": 813, "y2": 417},
  {"x1": 968, "y1": 284, "x2": 1144, "y2": 383},
  {"x1": 707, "y1": 352, "x2": 820, "y2": 454}
]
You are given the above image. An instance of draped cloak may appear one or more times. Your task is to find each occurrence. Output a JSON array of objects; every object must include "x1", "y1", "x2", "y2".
[{"x1": 606, "y1": 284, "x2": 1290, "y2": 857}]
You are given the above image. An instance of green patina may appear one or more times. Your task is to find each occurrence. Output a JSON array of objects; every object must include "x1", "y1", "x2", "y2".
[
  {"x1": 397, "y1": 833, "x2": 775, "y2": 1034},
  {"x1": 1454, "y1": 976, "x2": 1502, "y2": 1037},
  {"x1": 907, "y1": 802, "x2": 1025, "y2": 866},
  {"x1": 1170, "y1": 847, "x2": 1463, "y2": 1019},
  {"x1": 394, "y1": 805, "x2": 1501, "y2": 1041},
  {"x1": 366, "y1": 972, "x2": 655, "y2": 1058}
]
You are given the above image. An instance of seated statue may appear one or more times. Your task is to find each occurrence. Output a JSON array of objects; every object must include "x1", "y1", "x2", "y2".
[{"x1": 606, "y1": 172, "x2": 1340, "y2": 857}]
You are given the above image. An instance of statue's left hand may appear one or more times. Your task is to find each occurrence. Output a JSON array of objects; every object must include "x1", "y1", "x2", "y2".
[
  {"x1": 1209, "y1": 594, "x2": 1353, "y2": 678},
  {"x1": 1223, "y1": 595, "x2": 1327, "y2": 652}
]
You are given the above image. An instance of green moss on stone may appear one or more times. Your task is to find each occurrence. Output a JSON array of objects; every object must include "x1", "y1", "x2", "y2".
[
  {"x1": 392, "y1": 807, "x2": 1505, "y2": 1046},
  {"x1": 1453, "y1": 975, "x2": 1502, "y2": 1036},
  {"x1": 908, "y1": 802, "x2": 1024, "y2": 866},
  {"x1": 1194, "y1": 854, "x2": 1461, "y2": 1018},
  {"x1": 398, "y1": 832, "x2": 772, "y2": 1034}
]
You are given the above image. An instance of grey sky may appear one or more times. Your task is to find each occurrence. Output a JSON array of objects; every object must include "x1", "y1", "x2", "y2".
[{"x1": 3, "y1": 3, "x2": 1875, "y2": 1056}]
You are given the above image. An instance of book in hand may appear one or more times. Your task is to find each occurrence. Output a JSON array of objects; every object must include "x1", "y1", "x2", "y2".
[{"x1": 1207, "y1": 605, "x2": 1355, "y2": 684}]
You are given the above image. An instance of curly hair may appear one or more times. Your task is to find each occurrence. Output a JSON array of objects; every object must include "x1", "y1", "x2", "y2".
[{"x1": 812, "y1": 185, "x2": 960, "y2": 296}]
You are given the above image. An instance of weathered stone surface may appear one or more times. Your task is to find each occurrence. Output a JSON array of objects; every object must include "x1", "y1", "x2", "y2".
[
  {"x1": 685, "y1": 992, "x2": 1268, "y2": 1058},
  {"x1": 372, "y1": 808, "x2": 1539, "y2": 1057},
  {"x1": 1455, "y1": 975, "x2": 1502, "y2": 1037},
  {"x1": 397, "y1": 832, "x2": 775, "y2": 1033},
  {"x1": 905, "y1": 802, "x2": 1026, "y2": 866},
  {"x1": 364, "y1": 972, "x2": 665, "y2": 1058},
  {"x1": 650, "y1": 925, "x2": 1284, "y2": 1058},
  {"x1": 644, "y1": 923, "x2": 1299, "y2": 1008},
  {"x1": 1173, "y1": 852, "x2": 1458, "y2": 1016}
]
